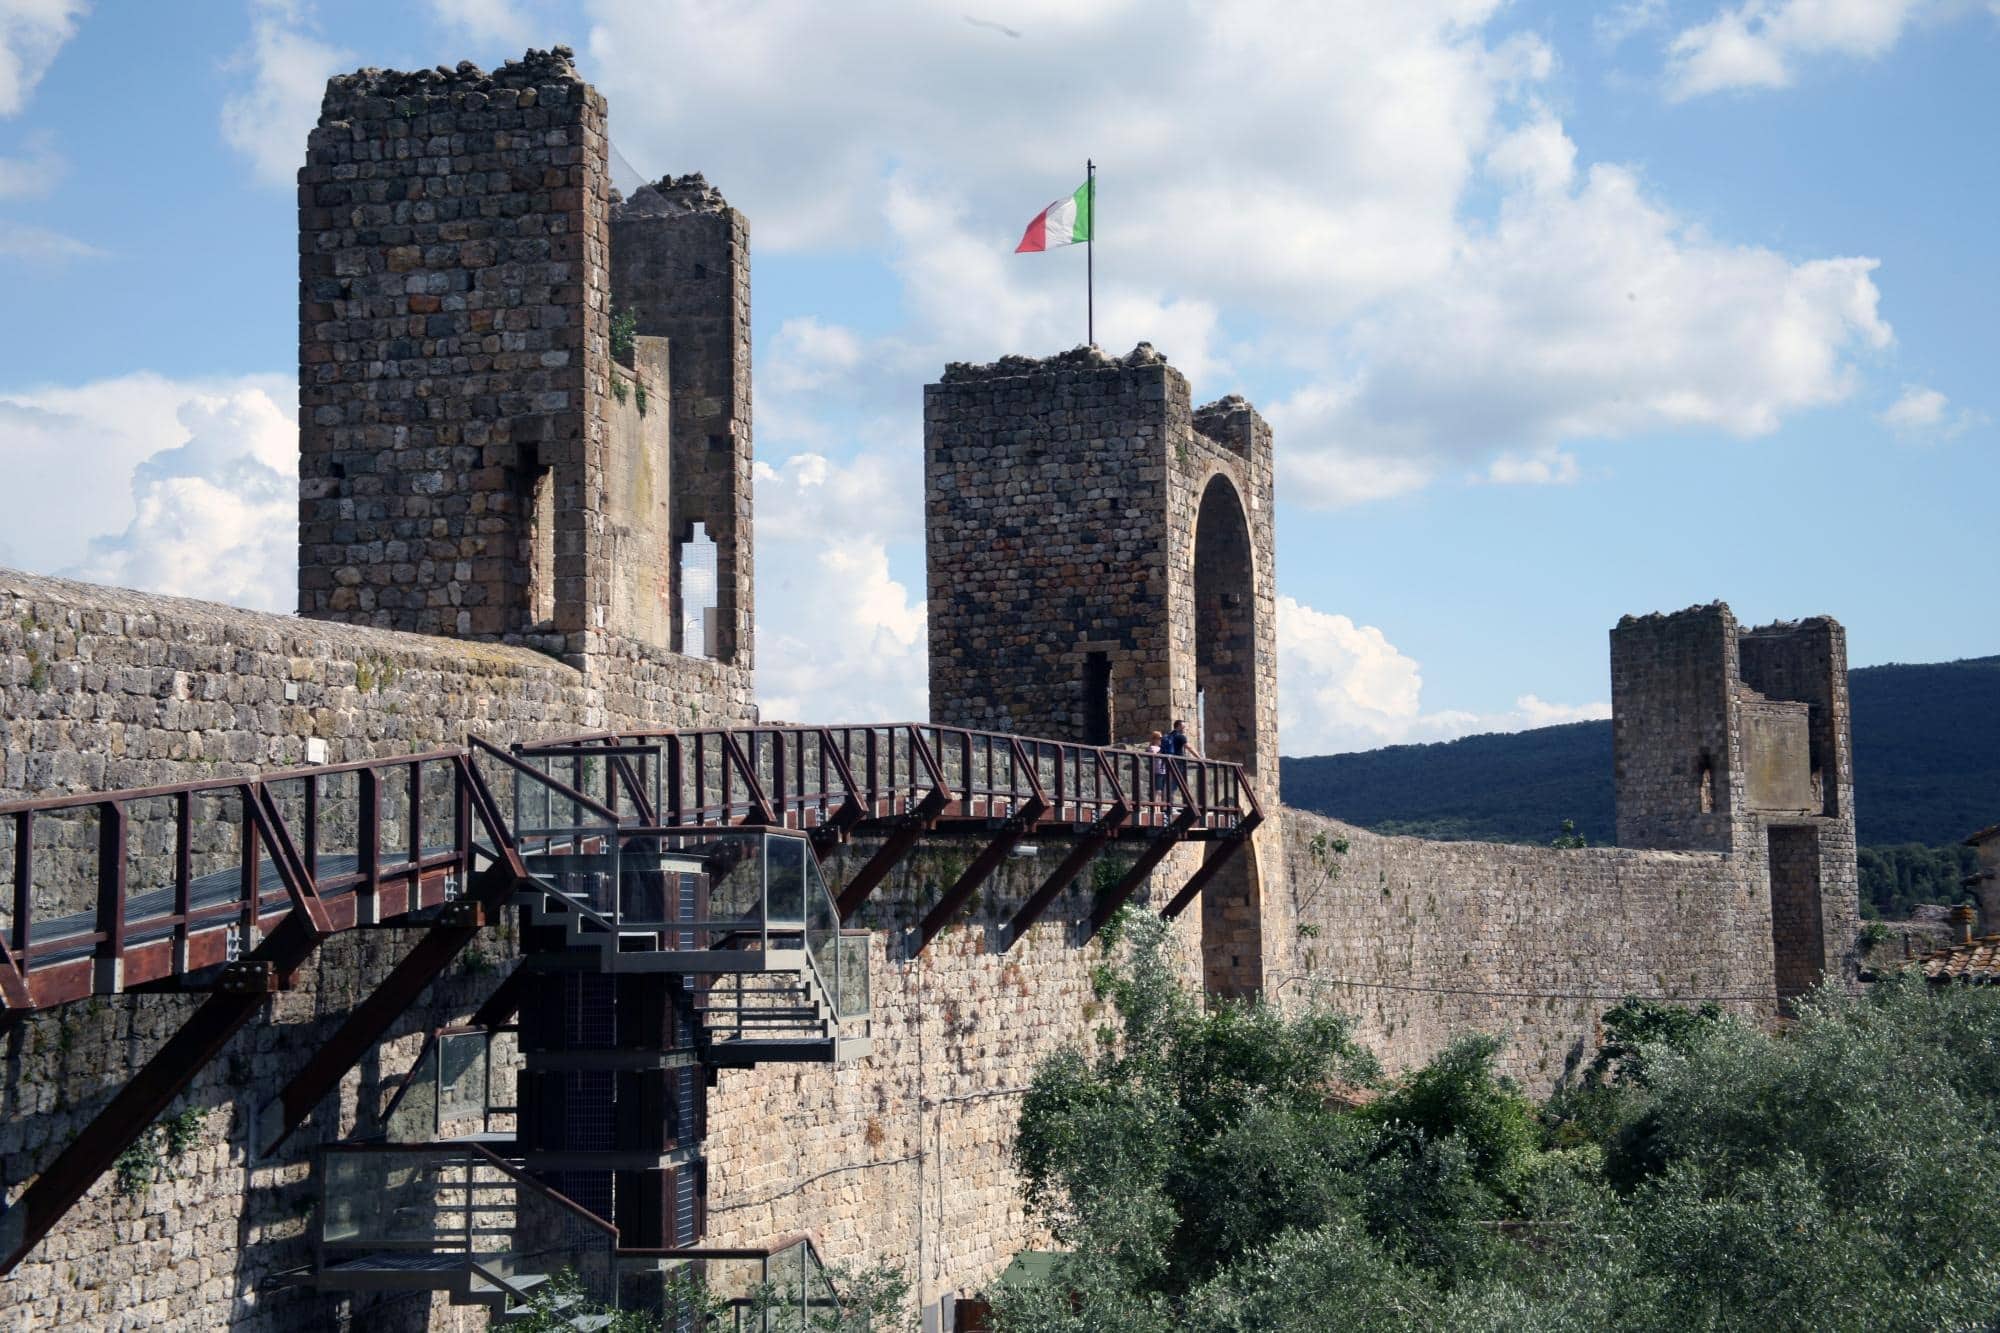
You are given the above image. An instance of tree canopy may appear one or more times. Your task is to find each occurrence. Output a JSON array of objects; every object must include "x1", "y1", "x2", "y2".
[{"x1": 991, "y1": 912, "x2": 2000, "y2": 1332}]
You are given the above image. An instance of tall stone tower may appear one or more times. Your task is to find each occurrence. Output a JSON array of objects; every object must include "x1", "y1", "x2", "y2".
[
  {"x1": 295, "y1": 50, "x2": 754, "y2": 680},
  {"x1": 924, "y1": 344, "x2": 1278, "y2": 996},
  {"x1": 610, "y1": 174, "x2": 754, "y2": 666},
  {"x1": 296, "y1": 50, "x2": 614, "y2": 648},
  {"x1": 1611, "y1": 604, "x2": 1859, "y2": 1004}
]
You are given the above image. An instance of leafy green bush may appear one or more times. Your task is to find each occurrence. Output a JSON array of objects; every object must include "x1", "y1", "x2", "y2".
[{"x1": 995, "y1": 939, "x2": 2000, "y2": 1332}]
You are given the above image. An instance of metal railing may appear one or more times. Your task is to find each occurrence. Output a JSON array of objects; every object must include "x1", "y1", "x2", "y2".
[
  {"x1": 0, "y1": 748, "x2": 479, "y2": 1013},
  {"x1": 643, "y1": 1234, "x2": 853, "y2": 1331},
  {"x1": 376, "y1": 1025, "x2": 516, "y2": 1144},
  {"x1": 517, "y1": 822, "x2": 866, "y2": 1028},
  {"x1": 515, "y1": 723, "x2": 1254, "y2": 837},
  {"x1": 318, "y1": 1146, "x2": 853, "y2": 1328},
  {"x1": 0, "y1": 722, "x2": 1256, "y2": 1018}
]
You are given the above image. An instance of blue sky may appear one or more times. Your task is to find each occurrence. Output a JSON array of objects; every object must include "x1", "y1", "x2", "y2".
[{"x1": 0, "y1": 0, "x2": 1992, "y2": 753}]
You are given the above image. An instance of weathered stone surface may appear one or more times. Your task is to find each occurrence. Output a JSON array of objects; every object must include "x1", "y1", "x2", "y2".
[{"x1": 299, "y1": 48, "x2": 614, "y2": 650}]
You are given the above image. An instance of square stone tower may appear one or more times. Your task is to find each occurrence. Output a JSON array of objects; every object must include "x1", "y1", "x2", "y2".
[
  {"x1": 296, "y1": 51, "x2": 753, "y2": 680},
  {"x1": 297, "y1": 50, "x2": 614, "y2": 647},
  {"x1": 924, "y1": 344, "x2": 1279, "y2": 998},
  {"x1": 1611, "y1": 604, "x2": 1860, "y2": 1003},
  {"x1": 924, "y1": 345, "x2": 1277, "y2": 782}
]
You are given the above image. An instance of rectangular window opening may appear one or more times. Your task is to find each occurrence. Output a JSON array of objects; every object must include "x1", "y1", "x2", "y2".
[
  {"x1": 1082, "y1": 652, "x2": 1113, "y2": 746},
  {"x1": 679, "y1": 522, "x2": 719, "y2": 659},
  {"x1": 527, "y1": 465, "x2": 555, "y2": 626}
]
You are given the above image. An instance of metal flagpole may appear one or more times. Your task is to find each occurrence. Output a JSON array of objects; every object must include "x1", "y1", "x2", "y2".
[{"x1": 1086, "y1": 159, "x2": 1095, "y2": 347}]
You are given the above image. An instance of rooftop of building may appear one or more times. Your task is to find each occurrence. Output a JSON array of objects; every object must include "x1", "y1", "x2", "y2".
[{"x1": 1917, "y1": 934, "x2": 2000, "y2": 984}]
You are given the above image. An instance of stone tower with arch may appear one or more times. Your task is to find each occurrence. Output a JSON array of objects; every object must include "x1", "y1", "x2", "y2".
[{"x1": 924, "y1": 344, "x2": 1278, "y2": 997}]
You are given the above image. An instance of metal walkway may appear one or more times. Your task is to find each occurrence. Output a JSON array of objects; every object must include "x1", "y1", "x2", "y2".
[{"x1": 0, "y1": 722, "x2": 1260, "y2": 1277}]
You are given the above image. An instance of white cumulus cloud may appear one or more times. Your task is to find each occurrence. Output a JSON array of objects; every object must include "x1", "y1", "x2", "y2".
[
  {"x1": 1486, "y1": 446, "x2": 1581, "y2": 486},
  {"x1": 583, "y1": 2, "x2": 1896, "y2": 511},
  {"x1": 1877, "y1": 382, "x2": 1985, "y2": 439},
  {"x1": 1276, "y1": 595, "x2": 1608, "y2": 754},
  {"x1": 1662, "y1": 0, "x2": 1984, "y2": 99},
  {"x1": 221, "y1": 1, "x2": 352, "y2": 188},
  {"x1": 68, "y1": 391, "x2": 296, "y2": 612},
  {"x1": 0, "y1": 0, "x2": 85, "y2": 118},
  {"x1": 1276, "y1": 119, "x2": 1890, "y2": 505},
  {"x1": 756, "y1": 536, "x2": 927, "y2": 725},
  {"x1": 0, "y1": 372, "x2": 296, "y2": 611},
  {"x1": 753, "y1": 451, "x2": 928, "y2": 724}
]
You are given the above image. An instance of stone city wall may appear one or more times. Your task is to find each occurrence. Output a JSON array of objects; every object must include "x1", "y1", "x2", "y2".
[
  {"x1": 1275, "y1": 806, "x2": 1780, "y2": 1090},
  {"x1": 0, "y1": 568, "x2": 1202, "y2": 1327},
  {"x1": 0, "y1": 567, "x2": 1816, "y2": 1324}
]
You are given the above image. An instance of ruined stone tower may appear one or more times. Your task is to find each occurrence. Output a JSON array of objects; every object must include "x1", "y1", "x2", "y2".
[
  {"x1": 924, "y1": 345, "x2": 1279, "y2": 996},
  {"x1": 610, "y1": 174, "x2": 754, "y2": 666},
  {"x1": 295, "y1": 50, "x2": 752, "y2": 674},
  {"x1": 1611, "y1": 605, "x2": 1860, "y2": 1003}
]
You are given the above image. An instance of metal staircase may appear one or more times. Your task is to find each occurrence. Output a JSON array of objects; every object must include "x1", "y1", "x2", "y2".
[
  {"x1": 314, "y1": 1143, "x2": 621, "y2": 1328},
  {"x1": 308, "y1": 745, "x2": 873, "y2": 1326},
  {"x1": 507, "y1": 770, "x2": 873, "y2": 1066}
]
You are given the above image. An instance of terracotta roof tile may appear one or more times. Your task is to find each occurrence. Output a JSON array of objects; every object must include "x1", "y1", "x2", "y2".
[{"x1": 1917, "y1": 935, "x2": 2000, "y2": 984}]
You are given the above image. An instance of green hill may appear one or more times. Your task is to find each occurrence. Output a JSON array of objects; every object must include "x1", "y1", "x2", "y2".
[{"x1": 1279, "y1": 655, "x2": 2000, "y2": 916}]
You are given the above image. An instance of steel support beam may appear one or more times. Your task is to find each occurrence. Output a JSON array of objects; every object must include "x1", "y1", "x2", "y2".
[
  {"x1": 0, "y1": 911, "x2": 317, "y2": 1275},
  {"x1": 1087, "y1": 809, "x2": 1197, "y2": 938},
  {"x1": 834, "y1": 823, "x2": 927, "y2": 922},
  {"x1": 1159, "y1": 816, "x2": 1263, "y2": 920},
  {"x1": 256, "y1": 861, "x2": 511, "y2": 1154},
  {"x1": 1003, "y1": 813, "x2": 1125, "y2": 952},
  {"x1": 913, "y1": 824, "x2": 1026, "y2": 956},
  {"x1": 258, "y1": 755, "x2": 523, "y2": 1155},
  {"x1": 468, "y1": 962, "x2": 529, "y2": 1031}
]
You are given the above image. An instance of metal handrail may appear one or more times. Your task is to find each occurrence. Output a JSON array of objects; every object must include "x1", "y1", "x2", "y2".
[
  {"x1": 318, "y1": 1139, "x2": 621, "y2": 1240},
  {"x1": 0, "y1": 723, "x2": 1253, "y2": 1017},
  {"x1": 518, "y1": 722, "x2": 1251, "y2": 833},
  {"x1": 0, "y1": 748, "x2": 478, "y2": 1012}
]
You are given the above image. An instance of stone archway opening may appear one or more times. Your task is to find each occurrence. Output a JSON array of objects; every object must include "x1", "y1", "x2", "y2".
[{"x1": 1193, "y1": 474, "x2": 1263, "y2": 1000}]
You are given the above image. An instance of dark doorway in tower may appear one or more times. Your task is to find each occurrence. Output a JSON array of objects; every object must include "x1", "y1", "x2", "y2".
[
  {"x1": 1193, "y1": 474, "x2": 1263, "y2": 1000},
  {"x1": 1083, "y1": 651, "x2": 1114, "y2": 746}
]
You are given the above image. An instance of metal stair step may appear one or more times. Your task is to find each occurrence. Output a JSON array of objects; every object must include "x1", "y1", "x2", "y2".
[{"x1": 469, "y1": 1269, "x2": 550, "y2": 1296}]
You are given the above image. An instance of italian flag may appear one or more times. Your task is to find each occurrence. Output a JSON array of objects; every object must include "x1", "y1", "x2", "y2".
[{"x1": 1015, "y1": 179, "x2": 1093, "y2": 252}]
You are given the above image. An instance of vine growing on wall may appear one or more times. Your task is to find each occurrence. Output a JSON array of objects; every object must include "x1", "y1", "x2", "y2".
[
  {"x1": 610, "y1": 307, "x2": 637, "y2": 363},
  {"x1": 1292, "y1": 829, "x2": 1350, "y2": 972},
  {"x1": 113, "y1": 1107, "x2": 203, "y2": 1198}
]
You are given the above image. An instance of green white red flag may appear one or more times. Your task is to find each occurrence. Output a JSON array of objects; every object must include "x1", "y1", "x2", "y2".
[{"x1": 1015, "y1": 178, "x2": 1094, "y2": 252}]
